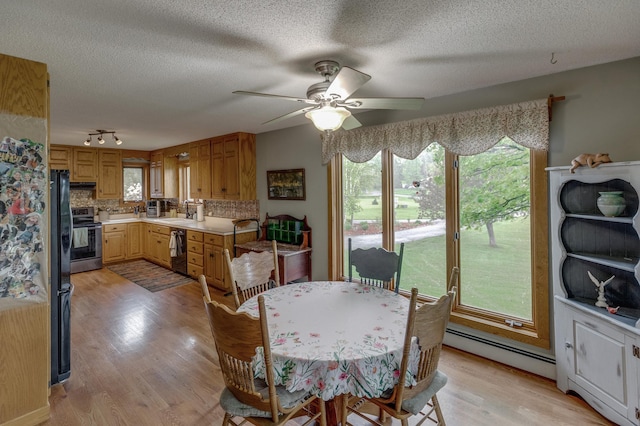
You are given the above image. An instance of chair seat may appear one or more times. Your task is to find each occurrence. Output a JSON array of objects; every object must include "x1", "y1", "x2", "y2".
[
  {"x1": 398, "y1": 370, "x2": 447, "y2": 415},
  {"x1": 220, "y1": 382, "x2": 312, "y2": 418}
]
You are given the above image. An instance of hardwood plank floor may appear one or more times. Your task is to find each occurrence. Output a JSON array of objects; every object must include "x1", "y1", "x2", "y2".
[{"x1": 43, "y1": 268, "x2": 613, "y2": 425}]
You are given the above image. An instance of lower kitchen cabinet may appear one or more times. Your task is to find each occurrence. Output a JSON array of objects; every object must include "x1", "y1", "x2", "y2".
[
  {"x1": 204, "y1": 233, "x2": 225, "y2": 289},
  {"x1": 127, "y1": 222, "x2": 143, "y2": 259},
  {"x1": 103, "y1": 222, "x2": 145, "y2": 264},
  {"x1": 186, "y1": 230, "x2": 204, "y2": 278},
  {"x1": 145, "y1": 224, "x2": 171, "y2": 268},
  {"x1": 104, "y1": 220, "x2": 257, "y2": 292},
  {"x1": 103, "y1": 223, "x2": 127, "y2": 263}
]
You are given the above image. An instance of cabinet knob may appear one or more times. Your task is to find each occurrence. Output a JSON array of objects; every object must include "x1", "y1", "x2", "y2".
[{"x1": 565, "y1": 341, "x2": 573, "y2": 349}]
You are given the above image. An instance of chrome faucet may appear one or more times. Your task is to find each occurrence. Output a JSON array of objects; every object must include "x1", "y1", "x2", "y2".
[{"x1": 183, "y1": 200, "x2": 192, "y2": 219}]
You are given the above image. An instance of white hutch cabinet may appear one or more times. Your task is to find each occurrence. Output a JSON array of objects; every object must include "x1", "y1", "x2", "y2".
[{"x1": 549, "y1": 161, "x2": 640, "y2": 425}]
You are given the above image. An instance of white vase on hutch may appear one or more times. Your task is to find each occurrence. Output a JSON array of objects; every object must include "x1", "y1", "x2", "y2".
[{"x1": 549, "y1": 161, "x2": 640, "y2": 426}]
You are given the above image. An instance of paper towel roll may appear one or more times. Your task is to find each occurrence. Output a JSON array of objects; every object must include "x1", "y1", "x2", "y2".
[{"x1": 196, "y1": 204, "x2": 204, "y2": 221}]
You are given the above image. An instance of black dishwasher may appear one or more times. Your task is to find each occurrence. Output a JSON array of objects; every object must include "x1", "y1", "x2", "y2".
[{"x1": 170, "y1": 228, "x2": 187, "y2": 275}]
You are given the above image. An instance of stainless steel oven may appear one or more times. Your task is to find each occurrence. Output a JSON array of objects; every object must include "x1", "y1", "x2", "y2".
[{"x1": 70, "y1": 207, "x2": 103, "y2": 273}]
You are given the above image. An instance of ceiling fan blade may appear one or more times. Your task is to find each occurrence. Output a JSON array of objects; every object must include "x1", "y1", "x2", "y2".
[
  {"x1": 343, "y1": 97, "x2": 424, "y2": 110},
  {"x1": 233, "y1": 90, "x2": 317, "y2": 105},
  {"x1": 262, "y1": 106, "x2": 318, "y2": 125},
  {"x1": 341, "y1": 115, "x2": 362, "y2": 130},
  {"x1": 325, "y1": 66, "x2": 371, "y2": 100}
]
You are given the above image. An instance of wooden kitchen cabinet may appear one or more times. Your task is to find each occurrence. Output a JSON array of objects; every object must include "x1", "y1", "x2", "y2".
[
  {"x1": 103, "y1": 223, "x2": 127, "y2": 263},
  {"x1": 163, "y1": 151, "x2": 178, "y2": 198},
  {"x1": 211, "y1": 132, "x2": 256, "y2": 200},
  {"x1": 150, "y1": 148, "x2": 180, "y2": 199},
  {"x1": 127, "y1": 222, "x2": 143, "y2": 259},
  {"x1": 97, "y1": 148, "x2": 122, "y2": 199},
  {"x1": 186, "y1": 230, "x2": 204, "y2": 278},
  {"x1": 72, "y1": 147, "x2": 97, "y2": 181},
  {"x1": 103, "y1": 222, "x2": 144, "y2": 263},
  {"x1": 150, "y1": 150, "x2": 164, "y2": 198},
  {"x1": 49, "y1": 145, "x2": 72, "y2": 169},
  {"x1": 204, "y1": 233, "x2": 225, "y2": 289},
  {"x1": 145, "y1": 224, "x2": 171, "y2": 268},
  {"x1": 189, "y1": 139, "x2": 212, "y2": 199}
]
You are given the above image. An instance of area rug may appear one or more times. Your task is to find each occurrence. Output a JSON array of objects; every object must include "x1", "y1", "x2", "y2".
[{"x1": 107, "y1": 260, "x2": 196, "y2": 292}]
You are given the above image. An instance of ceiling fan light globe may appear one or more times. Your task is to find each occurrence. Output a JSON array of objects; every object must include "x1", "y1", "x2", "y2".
[{"x1": 305, "y1": 107, "x2": 351, "y2": 132}]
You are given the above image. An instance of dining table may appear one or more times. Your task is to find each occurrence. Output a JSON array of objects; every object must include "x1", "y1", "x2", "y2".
[{"x1": 238, "y1": 281, "x2": 419, "y2": 425}]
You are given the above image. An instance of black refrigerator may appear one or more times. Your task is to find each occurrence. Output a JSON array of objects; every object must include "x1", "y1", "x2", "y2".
[{"x1": 50, "y1": 169, "x2": 72, "y2": 384}]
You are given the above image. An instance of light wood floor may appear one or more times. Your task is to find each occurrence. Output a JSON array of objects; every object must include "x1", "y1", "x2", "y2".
[{"x1": 43, "y1": 267, "x2": 613, "y2": 426}]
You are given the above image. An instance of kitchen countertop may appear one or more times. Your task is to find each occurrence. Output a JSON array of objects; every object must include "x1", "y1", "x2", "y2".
[{"x1": 99, "y1": 214, "x2": 258, "y2": 236}]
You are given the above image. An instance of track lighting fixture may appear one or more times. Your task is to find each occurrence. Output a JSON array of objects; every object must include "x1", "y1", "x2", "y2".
[{"x1": 83, "y1": 130, "x2": 123, "y2": 146}]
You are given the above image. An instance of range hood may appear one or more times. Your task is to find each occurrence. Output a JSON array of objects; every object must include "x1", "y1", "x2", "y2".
[{"x1": 69, "y1": 181, "x2": 96, "y2": 189}]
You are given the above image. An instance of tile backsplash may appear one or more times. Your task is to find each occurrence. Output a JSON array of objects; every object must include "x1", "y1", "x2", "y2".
[{"x1": 69, "y1": 190, "x2": 260, "y2": 219}]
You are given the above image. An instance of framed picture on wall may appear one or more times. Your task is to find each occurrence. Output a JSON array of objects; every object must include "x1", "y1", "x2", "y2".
[{"x1": 267, "y1": 169, "x2": 306, "y2": 200}]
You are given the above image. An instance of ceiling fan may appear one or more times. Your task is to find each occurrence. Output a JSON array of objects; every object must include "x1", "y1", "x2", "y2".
[{"x1": 233, "y1": 60, "x2": 425, "y2": 132}]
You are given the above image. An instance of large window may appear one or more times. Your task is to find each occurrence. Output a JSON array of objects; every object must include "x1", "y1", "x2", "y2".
[{"x1": 332, "y1": 139, "x2": 549, "y2": 348}]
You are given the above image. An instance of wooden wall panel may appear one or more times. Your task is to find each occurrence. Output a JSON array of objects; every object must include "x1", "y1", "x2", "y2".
[
  {"x1": 0, "y1": 52, "x2": 50, "y2": 425},
  {"x1": 0, "y1": 304, "x2": 50, "y2": 425}
]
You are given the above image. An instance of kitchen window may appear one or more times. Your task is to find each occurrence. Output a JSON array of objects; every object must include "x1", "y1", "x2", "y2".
[{"x1": 123, "y1": 166, "x2": 145, "y2": 202}]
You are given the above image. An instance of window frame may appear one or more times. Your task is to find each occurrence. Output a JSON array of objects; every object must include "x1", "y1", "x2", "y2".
[
  {"x1": 121, "y1": 162, "x2": 148, "y2": 204},
  {"x1": 329, "y1": 148, "x2": 549, "y2": 349}
]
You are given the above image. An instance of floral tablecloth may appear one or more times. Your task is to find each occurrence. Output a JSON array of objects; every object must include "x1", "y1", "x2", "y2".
[{"x1": 238, "y1": 281, "x2": 419, "y2": 400}]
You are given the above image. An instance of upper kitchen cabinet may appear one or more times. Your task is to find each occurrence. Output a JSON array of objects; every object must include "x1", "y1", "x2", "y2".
[
  {"x1": 211, "y1": 132, "x2": 256, "y2": 200},
  {"x1": 150, "y1": 147, "x2": 180, "y2": 199},
  {"x1": 162, "y1": 144, "x2": 186, "y2": 199},
  {"x1": 49, "y1": 145, "x2": 72, "y2": 169},
  {"x1": 97, "y1": 148, "x2": 122, "y2": 199},
  {"x1": 163, "y1": 152, "x2": 178, "y2": 198},
  {"x1": 189, "y1": 139, "x2": 212, "y2": 199},
  {"x1": 149, "y1": 150, "x2": 164, "y2": 198},
  {"x1": 72, "y1": 147, "x2": 97, "y2": 181}
]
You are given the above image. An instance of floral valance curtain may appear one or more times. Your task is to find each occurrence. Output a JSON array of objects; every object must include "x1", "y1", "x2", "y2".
[{"x1": 321, "y1": 98, "x2": 549, "y2": 164}]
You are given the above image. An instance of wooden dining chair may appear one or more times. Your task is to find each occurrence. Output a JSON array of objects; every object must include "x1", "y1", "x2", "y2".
[
  {"x1": 203, "y1": 294, "x2": 327, "y2": 426},
  {"x1": 199, "y1": 274, "x2": 212, "y2": 303},
  {"x1": 348, "y1": 238, "x2": 405, "y2": 293},
  {"x1": 224, "y1": 239, "x2": 280, "y2": 309},
  {"x1": 342, "y1": 284, "x2": 455, "y2": 426}
]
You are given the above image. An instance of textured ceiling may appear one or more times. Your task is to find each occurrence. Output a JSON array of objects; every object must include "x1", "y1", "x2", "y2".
[{"x1": 2, "y1": 0, "x2": 639, "y2": 150}]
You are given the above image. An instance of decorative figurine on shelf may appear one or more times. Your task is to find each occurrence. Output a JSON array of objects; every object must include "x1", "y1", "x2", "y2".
[
  {"x1": 570, "y1": 153, "x2": 612, "y2": 173},
  {"x1": 607, "y1": 306, "x2": 620, "y2": 315},
  {"x1": 588, "y1": 270, "x2": 615, "y2": 308}
]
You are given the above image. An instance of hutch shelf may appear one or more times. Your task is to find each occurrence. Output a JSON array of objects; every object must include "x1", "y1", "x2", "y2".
[{"x1": 549, "y1": 161, "x2": 640, "y2": 425}]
